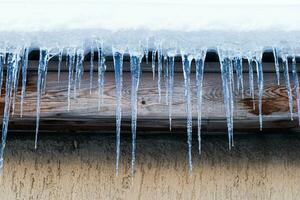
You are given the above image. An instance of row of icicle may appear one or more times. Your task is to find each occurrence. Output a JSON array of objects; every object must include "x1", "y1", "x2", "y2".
[{"x1": 0, "y1": 44, "x2": 299, "y2": 174}]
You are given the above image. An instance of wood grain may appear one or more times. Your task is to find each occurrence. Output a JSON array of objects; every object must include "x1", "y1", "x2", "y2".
[{"x1": 1, "y1": 60, "x2": 299, "y2": 133}]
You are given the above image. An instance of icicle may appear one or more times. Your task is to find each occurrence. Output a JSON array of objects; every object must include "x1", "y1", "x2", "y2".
[
  {"x1": 181, "y1": 52, "x2": 193, "y2": 173},
  {"x1": 144, "y1": 39, "x2": 149, "y2": 64},
  {"x1": 272, "y1": 47, "x2": 280, "y2": 85},
  {"x1": 20, "y1": 47, "x2": 29, "y2": 117},
  {"x1": 0, "y1": 52, "x2": 19, "y2": 168},
  {"x1": 74, "y1": 49, "x2": 84, "y2": 98},
  {"x1": 195, "y1": 50, "x2": 206, "y2": 154},
  {"x1": 292, "y1": 56, "x2": 300, "y2": 126},
  {"x1": 247, "y1": 58, "x2": 255, "y2": 109},
  {"x1": 234, "y1": 57, "x2": 244, "y2": 98},
  {"x1": 67, "y1": 48, "x2": 76, "y2": 111},
  {"x1": 157, "y1": 47, "x2": 163, "y2": 103},
  {"x1": 57, "y1": 49, "x2": 63, "y2": 82},
  {"x1": 254, "y1": 52, "x2": 264, "y2": 131},
  {"x1": 11, "y1": 57, "x2": 21, "y2": 115},
  {"x1": 98, "y1": 44, "x2": 106, "y2": 111},
  {"x1": 218, "y1": 49, "x2": 234, "y2": 148},
  {"x1": 129, "y1": 52, "x2": 142, "y2": 175},
  {"x1": 35, "y1": 48, "x2": 49, "y2": 149},
  {"x1": 282, "y1": 56, "x2": 294, "y2": 120},
  {"x1": 164, "y1": 55, "x2": 169, "y2": 105},
  {"x1": 0, "y1": 52, "x2": 4, "y2": 96},
  {"x1": 89, "y1": 47, "x2": 94, "y2": 94},
  {"x1": 151, "y1": 50, "x2": 156, "y2": 80},
  {"x1": 167, "y1": 54, "x2": 175, "y2": 131},
  {"x1": 112, "y1": 49, "x2": 124, "y2": 175}
]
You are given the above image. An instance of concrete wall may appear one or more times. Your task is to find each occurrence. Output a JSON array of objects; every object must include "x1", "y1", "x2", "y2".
[{"x1": 0, "y1": 133, "x2": 300, "y2": 200}]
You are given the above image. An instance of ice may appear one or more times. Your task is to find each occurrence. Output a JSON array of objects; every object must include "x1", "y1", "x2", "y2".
[
  {"x1": 151, "y1": 50, "x2": 156, "y2": 80},
  {"x1": 0, "y1": 52, "x2": 19, "y2": 168},
  {"x1": 181, "y1": 52, "x2": 193, "y2": 173},
  {"x1": 247, "y1": 58, "x2": 255, "y2": 109},
  {"x1": 282, "y1": 56, "x2": 294, "y2": 120},
  {"x1": 254, "y1": 51, "x2": 264, "y2": 131},
  {"x1": 98, "y1": 43, "x2": 106, "y2": 111},
  {"x1": 157, "y1": 45, "x2": 163, "y2": 103},
  {"x1": 67, "y1": 48, "x2": 76, "y2": 111},
  {"x1": 20, "y1": 47, "x2": 29, "y2": 117},
  {"x1": 167, "y1": 54, "x2": 175, "y2": 131},
  {"x1": 164, "y1": 55, "x2": 169, "y2": 105},
  {"x1": 74, "y1": 49, "x2": 84, "y2": 98},
  {"x1": 57, "y1": 49, "x2": 63, "y2": 83},
  {"x1": 292, "y1": 56, "x2": 300, "y2": 125},
  {"x1": 35, "y1": 48, "x2": 49, "y2": 149},
  {"x1": 195, "y1": 50, "x2": 206, "y2": 154},
  {"x1": 272, "y1": 48, "x2": 280, "y2": 85},
  {"x1": 89, "y1": 47, "x2": 94, "y2": 94},
  {"x1": 129, "y1": 52, "x2": 142, "y2": 175},
  {"x1": 112, "y1": 49, "x2": 124, "y2": 175}
]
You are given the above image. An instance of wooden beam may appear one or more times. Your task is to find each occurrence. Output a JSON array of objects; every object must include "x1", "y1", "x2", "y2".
[{"x1": 2, "y1": 60, "x2": 300, "y2": 134}]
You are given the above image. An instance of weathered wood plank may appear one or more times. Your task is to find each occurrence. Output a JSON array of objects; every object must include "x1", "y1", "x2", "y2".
[{"x1": 1, "y1": 63, "x2": 299, "y2": 133}]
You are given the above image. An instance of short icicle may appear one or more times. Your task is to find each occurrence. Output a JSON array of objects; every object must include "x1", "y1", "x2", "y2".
[
  {"x1": 247, "y1": 58, "x2": 255, "y2": 109},
  {"x1": 272, "y1": 47, "x2": 280, "y2": 85},
  {"x1": 0, "y1": 52, "x2": 5, "y2": 96},
  {"x1": 195, "y1": 50, "x2": 206, "y2": 154},
  {"x1": 181, "y1": 52, "x2": 193, "y2": 173},
  {"x1": 57, "y1": 49, "x2": 63, "y2": 82},
  {"x1": 35, "y1": 48, "x2": 49, "y2": 149},
  {"x1": 20, "y1": 47, "x2": 29, "y2": 117},
  {"x1": 282, "y1": 55, "x2": 294, "y2": 120},
  {"x1": 129, "y1": 52, "x2": 142, "y2": 175},
  {"x1": 112, "y1": 49, "x2": 124, "y2": 175},
  {"x1": 292, "y1": 55, "x2": 300, "y2": 125},
  {"x1": 151, "y1": 49, "x2": 156, "y2": 80},
  {"x1": 0, "y1": 52, "x2": 19, "y2": 168}
]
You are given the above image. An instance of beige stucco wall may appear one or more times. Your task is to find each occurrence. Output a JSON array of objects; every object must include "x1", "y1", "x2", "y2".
[{"x1": 0, "y1": 133, "x2": 299, "y2": 200}]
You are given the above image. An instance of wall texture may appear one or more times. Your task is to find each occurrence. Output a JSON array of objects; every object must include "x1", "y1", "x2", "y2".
[{"x1": 0, "y1": 133, "x2": 300, "y2": 200}]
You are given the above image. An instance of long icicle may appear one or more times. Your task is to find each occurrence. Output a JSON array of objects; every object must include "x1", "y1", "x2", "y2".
[
  {"x1": 74, "y1": 49, "x2": 84, "y2": 98},
  {"x1": 0, "y1": 52, "x2": 19, "y2": 168},
  {"x1": 195, "y1": 50, "x2": 206, "y2": 154},
  {"x1": 129, "y1": 52, "x2": 142, "y2": 175},
  {"x1": 112, "y1": 49, "x2": 124, "y2": 175},
  {"x1": 67, "y1": 48, "x2": 76, "y2": 111},
  {"x1": 254, "y1": 51, "x2": 264, "y2": 131},
  {"x1": 181, "y1": 52, "x2": 193, "y2": 173},
  {"x1": 168, "y1": 55, "x2": 175, "y2": 131},
  {"x1": 98, "y1": 44, "x2": 106, "y2": 111},
  {"x1": 35, "y1": 48, "x2": 49, "y2": 149},
  {"x1": 89, "y1": 47, "x2": 94, "y2": 94},
  {"x1": 157, "y1": 46, "x2": 163, "y2": 103},
  {"x1": 164, "y1": 55, "x2": 169, "y2": 105},
  {"x1": 11, "y1": 56, "x2": 21, "y2": 116},
  {"x1": 20, "y1": 47, "x2": 29, "y2": 117},
  {"x1": 292, "y1": 56, "x2": 300, "y2": 126},
  {"x1": 282, "y1": 56, "x2": 294, "y2": 120},
  {"x1": 219, "y1": 49, "x2": 234, "y2": 148}
]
